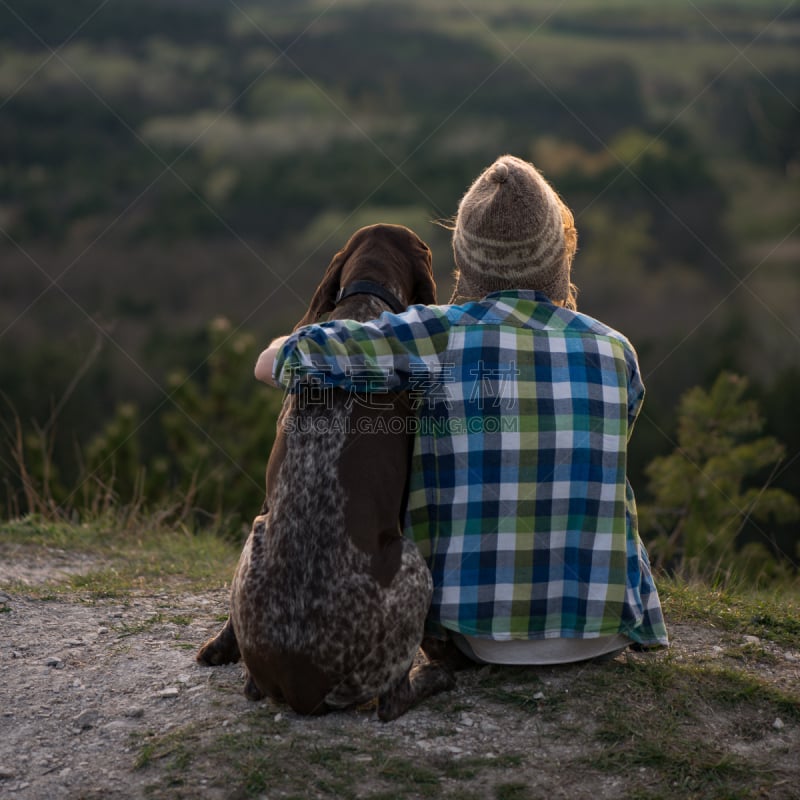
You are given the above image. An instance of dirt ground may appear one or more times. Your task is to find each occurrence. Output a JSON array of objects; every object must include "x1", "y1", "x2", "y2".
[{"x1": 1, "y1": 551, "x2": 798, "y2": 800}]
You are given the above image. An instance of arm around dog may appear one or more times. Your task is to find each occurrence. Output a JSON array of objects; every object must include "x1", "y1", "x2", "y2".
[{"x1": 265, "y1": 308, "x2": 451, "y2": 393}]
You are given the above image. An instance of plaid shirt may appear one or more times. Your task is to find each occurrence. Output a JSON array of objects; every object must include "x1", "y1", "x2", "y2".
[{"x1": 274, "y1": 290, "x2": 668, "y2": 646}]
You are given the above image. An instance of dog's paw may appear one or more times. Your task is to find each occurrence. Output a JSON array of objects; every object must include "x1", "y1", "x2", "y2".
[
  {"x1": 411, "y1": 661, "x2": 457, "y2": 696},
  {"x1": 196, "y1": 636, "x2": 240, "y2": 666},
  {"x1": 244, "y1": 674, "x2": 266, "y2": 701},
  {"x1": 377, "y1": 662, "x2": 456, "y2": 721}
]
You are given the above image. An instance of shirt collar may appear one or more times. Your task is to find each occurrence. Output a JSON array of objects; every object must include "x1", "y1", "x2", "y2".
[{"x1": 483, "y1": 289, "x2": 554, "y2": 304}]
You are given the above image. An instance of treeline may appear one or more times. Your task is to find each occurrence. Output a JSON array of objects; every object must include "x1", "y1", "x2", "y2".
[{"x1": 8, "y1": 318, "x2": 798, "y2": 585}]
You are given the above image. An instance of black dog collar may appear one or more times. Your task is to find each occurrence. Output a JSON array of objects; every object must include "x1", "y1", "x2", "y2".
[{"x1": 334, "y1": 280, "x2": 406, "y2": 314}]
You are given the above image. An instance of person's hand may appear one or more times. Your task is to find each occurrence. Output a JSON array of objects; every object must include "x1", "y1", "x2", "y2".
[{"x1": 254, "y1": 335, "x2": 289, "y2": 387}]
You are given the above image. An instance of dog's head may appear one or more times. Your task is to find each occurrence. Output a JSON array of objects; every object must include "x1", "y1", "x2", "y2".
[{"x1": 295, "y1": 224, "x2": 436, "y2": 329}]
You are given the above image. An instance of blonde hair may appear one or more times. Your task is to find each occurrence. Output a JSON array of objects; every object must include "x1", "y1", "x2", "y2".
[{"x1": 559, "y1": 196, "x2": 579, "y2": 311}]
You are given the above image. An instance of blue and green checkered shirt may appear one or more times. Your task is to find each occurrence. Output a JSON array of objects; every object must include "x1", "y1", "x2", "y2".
[{"x1": 274, "y1": 290, "x2": 668, "y2": 647}]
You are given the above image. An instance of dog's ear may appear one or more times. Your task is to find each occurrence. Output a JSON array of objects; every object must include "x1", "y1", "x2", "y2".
[
  {"x1": 294, "y1": 244, "x2": 350, "y2": 329},
  {"x1": 411, "y1": 239, "x2": 437, "y2": 305}
]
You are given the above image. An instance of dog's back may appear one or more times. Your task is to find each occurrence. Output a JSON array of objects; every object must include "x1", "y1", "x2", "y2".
[
  {"x1": 232, "y1": 392, "x2": 430, "y2": 712},
  {"x1": 223, "y1": 224, "x2": 443, "y2": 715}
]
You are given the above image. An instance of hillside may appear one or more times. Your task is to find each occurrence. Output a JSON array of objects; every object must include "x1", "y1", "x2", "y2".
[
  {"x1": 1, "y1": 4, "x2": 798, "y2": 600},
  {"x1": 2, "y1": 2, "x2": 798, "y2": 482}
]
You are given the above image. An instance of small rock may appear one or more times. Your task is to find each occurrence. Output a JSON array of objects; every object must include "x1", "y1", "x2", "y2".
[
  {"x1": 533, "y1": 691, "x2": 545, "y2": 700},
  {"x1": 415, "y1": 739, "x2": 432, "y2": 750},
  {"x1": 784, "y1": 651, "x2": 799, "y2": 662},
  {"x1": 274, "y1": 712, "x2": 283, "y2": 723},
  {"x1": 0, "y1": 768, "x2": 15, "y2": 780},
  {"x1": 73, "y1": 710, "x2": 100, "y2": 730},
  {"x1": 97, "y1": 627, "x2": 109, "y2": 635},
  {"x1": 743, "y1": 635, "x2": 760, "y2": 645},
  {"x1": 773, "y1": 718, "x2": 784, "y2": 730},
  {"x1": 158, "y1": 687, "x2": 180, "y2": 699},
  {"x1": 124, "y1": 707, "x2": 145, "y2": 718},
  {"x1": 103, "y1": 720, "x2": 134, "y2": 732},
  {"x1": 43, "y1": 657, "x2": 64, "y2": 669}
]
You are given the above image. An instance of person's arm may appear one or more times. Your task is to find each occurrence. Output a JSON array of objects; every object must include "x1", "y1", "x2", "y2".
[
  {"x1": 254, "y1": 335, "x2": 290, "y2": 387},
  {"x1": 271, "y1": 307, "x2": 450, "y2": 392},
  {"x1": 625, "y1": 344, "x2": 645, "y2": 437}
]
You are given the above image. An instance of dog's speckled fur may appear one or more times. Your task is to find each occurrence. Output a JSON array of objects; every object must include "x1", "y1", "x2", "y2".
[{"x1": 198, "y1": 224, "x2": 455, "y2": 720}]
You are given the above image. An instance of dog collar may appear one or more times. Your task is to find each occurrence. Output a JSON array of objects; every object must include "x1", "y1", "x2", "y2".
[{"x1": 334, "y1": 280, "x2": 406, "y2": 314}]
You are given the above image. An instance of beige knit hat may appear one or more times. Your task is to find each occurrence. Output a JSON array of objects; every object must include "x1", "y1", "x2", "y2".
[{"x1": 451, "y1": 155, "x2": 577, "y2": 307}]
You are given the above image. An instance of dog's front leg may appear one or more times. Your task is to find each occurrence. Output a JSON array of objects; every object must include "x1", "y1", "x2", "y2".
[
  {"x1": 196, "y1": 616, "x2": 241, "y2": 666},
  {"x1": 376, "y1": 657, "x2": 456, "y2": 722}
]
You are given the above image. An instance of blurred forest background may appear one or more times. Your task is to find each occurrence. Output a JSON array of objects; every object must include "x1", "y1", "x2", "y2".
[{"x1": 1, "y1": 0, "x2": 798, "y2": 581}]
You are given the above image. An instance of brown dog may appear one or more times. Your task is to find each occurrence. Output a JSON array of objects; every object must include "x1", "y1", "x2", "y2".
[{"x1": 197, "y1": 224, "x2": 455, "y2": 720}]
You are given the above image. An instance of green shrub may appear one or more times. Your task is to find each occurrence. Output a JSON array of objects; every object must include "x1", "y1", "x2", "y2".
[
  {"x1": 7, "y1": 317, "x2": 283, "y2": 536},
  {"x1": 640, "y1": 372, "x2": 799, "y2": 584}
]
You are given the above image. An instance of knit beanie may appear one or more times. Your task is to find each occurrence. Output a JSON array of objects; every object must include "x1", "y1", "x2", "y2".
[{"x1": 451, "y1": 155, "x2": 577, "y2": 306}]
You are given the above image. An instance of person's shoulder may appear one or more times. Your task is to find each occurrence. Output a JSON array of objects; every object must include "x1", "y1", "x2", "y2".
[
  {"x1": 559, "y1": 307, "x2": 626, "y2": 339},
  {"x1": 441, "y1": 298, "x2": 506, "y2": 326},
  {"x1": 387, "y1": 302, "x2": 452, "y2": 326},
  {"x1": 560, "y1": 308, "x2": 638, "y2": 352},
  {"x1": 365, "y1": 302, "x2": 454, "y2": 341}
]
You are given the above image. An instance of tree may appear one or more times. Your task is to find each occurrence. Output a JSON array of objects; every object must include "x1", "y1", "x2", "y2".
[{"x1": 640, "y1": 372, "x2": 799, "y2": 583}]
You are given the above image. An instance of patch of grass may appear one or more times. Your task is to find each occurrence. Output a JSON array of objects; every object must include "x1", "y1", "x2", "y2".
[
  {"x1": 472, "y1": 664, "x2": 546, "y2": 711},
  {"x1": 724, "y1": 640, "x2": 782, "y2": 667},
  {"x1": 659, "y1": 577, "x2": 800, "y2": 649},
  {"x1": 495, "y1": 783, "x2": 532, "y2": 800},
  {"x1": 577, "y1": 656, "x2": 798, "y2": 797},
  {"x1": 114, "y1": 614, "x2": 166, "y2": 638},
  {"x1": 133, "y1": 715, "x2": 534, "y2": 800},
  {"x1": 477, "y1": 665, "x2": 544, "y2": 688},
  {"x1": 134, "y1": 729, "x2": 196, "y2": 775},
  {"x1": 478, "y1": 685, "x2": 544, "y2": 712},
  {"x1": 700, "y1": 666, "x2": 800, "y2": 719},
  {"x1": 433, "y1": 754, "x2": 523, "y2": 781},
  {"x1": 376, "y1": 756, "x2": 440, "y2": 795},
  {"x1": 68, "y1": 570, "x2": 128, "y2": 598},
  {"x1": 473, "y1": 665, "x2": 567, "y2": 718},
  {"x1": 1, "y1": 513, "x2": 240, "y2": 597}
]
